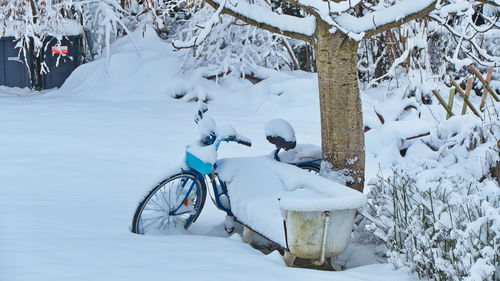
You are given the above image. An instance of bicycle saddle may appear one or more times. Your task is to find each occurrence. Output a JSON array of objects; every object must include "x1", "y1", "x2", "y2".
[{"x1": 264, "y1": 119, "x2": 297, "y2": 151}]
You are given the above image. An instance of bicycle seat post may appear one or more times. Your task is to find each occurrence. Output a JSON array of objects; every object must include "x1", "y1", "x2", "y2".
[{"x1": 273, "y1": 147, "x2": 281, "y2": 162}]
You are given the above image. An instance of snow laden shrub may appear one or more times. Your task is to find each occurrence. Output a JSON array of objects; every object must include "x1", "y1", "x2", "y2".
[
  {"x1": 422, "y1": 114, "x2": 499, "y2": 181},
  {"x1": 367, "y1": 172, "x2": 499, "y2": 281},
  {"x1": 364, "y1": 115, "x2": 500, "y2": 281},
  {"x1": 172, "y1": 3, "x2": 293, "y2": 77}
]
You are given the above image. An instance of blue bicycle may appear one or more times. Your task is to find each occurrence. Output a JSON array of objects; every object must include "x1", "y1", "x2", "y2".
[{"x1": 131, "y1": 112, "x2": 321, "y2": 235}]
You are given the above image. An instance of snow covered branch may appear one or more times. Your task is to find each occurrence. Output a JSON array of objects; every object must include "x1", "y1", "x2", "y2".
[
  {"x1": 172, "y1": 3, "x2": 294, "y2": 75},
  {"x1": 475, "y1": 0, "x2": 500, "y2": 7},
  {"x1": 288, "y1": 0, "x2": 362, "y2": 25},
  {"x1": 202, "y1": 0, "x2": 439, "y2": 42},
  {"x1": 172, "y1": 0, "x2": 226, "y2": 49},
  {"x1": 428, "y1": 12, "x2": 500, "y2": 68},
  {"x1": 204, "y1": 0, "x2": 316, "y2": 42},
  {"x1": 334, "y1": 0, "x2": 438, "y2": 38}
]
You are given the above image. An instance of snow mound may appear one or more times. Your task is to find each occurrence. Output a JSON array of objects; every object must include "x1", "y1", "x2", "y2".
[
  {"x1": 197, "y1": 116, "x2": 217, "y2": 139},
  {"x1": 264, "y1": 119, "x2": 296, "y2": 142},
  {"x1": 186, "y1": 141, "x2": 217, "y2": 165},
  {"x1": 60, "y1": 27, "x2": 214, "y2": 101},
  {"x1": 279, "y1": 188, "x2": 365, "y2": 212},
  {"x1": 277, "y1": 144, "x2": 322, "y2": 163}
]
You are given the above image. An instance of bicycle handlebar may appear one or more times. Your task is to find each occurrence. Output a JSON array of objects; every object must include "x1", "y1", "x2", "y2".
[
  {"x1": 204, "y1": 124, "x2": 252, "y2": 149},
  {"x1": 218, "y1": 135, "x2": 252, "y2": 148},
  {"x1": 237, "y1": 139, "x2": 252, "y2": 147}
]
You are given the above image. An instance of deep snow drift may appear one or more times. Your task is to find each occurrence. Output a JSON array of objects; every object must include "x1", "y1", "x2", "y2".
[{"x1": 1, "y1": 27, "x2": 485, "y2": 281}]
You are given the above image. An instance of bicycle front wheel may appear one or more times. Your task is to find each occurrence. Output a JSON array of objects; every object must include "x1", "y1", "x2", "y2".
[{"x1": 132, "y1": 173, "x2": 206, "y2": 235}]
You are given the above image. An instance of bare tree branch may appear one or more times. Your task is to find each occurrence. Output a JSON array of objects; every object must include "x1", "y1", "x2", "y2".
[{"x1": 280, "y1": 37, "x2": 300, "y2": 70}]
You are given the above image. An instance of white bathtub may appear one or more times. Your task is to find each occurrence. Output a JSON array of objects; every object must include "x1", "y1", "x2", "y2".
[{"x1": 279, "y1": 187, "x2": 365, "y2": 266}]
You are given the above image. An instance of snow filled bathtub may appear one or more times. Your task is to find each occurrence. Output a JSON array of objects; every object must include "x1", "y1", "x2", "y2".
[{"x1": 217, "y1": 156, "x2": 367, "y2": 265}]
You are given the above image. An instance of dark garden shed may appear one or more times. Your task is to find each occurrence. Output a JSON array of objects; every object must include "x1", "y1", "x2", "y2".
[
  {"x1": 0, "y1": 37, "x2": 34, "y2": 89},
  {"x1": 41, "y1": 35, "x2": 82, "y2": 90},
  {"x1": 0, "y1": 35, "x2": 82, "y2": 90}
]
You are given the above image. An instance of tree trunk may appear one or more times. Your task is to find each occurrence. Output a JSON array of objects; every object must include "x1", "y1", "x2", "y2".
[{"x1": 315, "y1": 22, "x2": 365, "y2": 192}]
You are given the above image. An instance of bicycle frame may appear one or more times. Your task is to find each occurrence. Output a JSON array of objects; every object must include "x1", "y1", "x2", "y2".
[
  {"x1": 161, "y1": 170, "x2": 208, "y2": 227},
  {"x1": 133, "y1": 113, "x2": 323, "y2": 234},
  {"x1": 182, "y1": 144, "x2": 322, "y2": 218},
  {"x1": 272, "y1": 147, "x2": 322, "y2": 168}
]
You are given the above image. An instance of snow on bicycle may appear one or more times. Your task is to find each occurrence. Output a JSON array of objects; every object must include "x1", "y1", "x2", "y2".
[{"x1": 131, "y1": 109, "x2": 366, "y2": 267}]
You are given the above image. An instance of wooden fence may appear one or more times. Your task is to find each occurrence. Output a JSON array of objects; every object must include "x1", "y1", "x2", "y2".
[{"x1": 431, "y1": 66, "x2": 498, "y2": 121}]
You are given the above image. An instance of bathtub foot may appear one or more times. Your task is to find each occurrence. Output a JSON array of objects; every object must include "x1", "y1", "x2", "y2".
[
  {"x1": 242, "y1": 226, "x2": 253, "y2": 244},
  {"x1": 224, "y1": 215, "x2": 235, "y2": 234},
  {"x1": 330, "y1": 262, "x2": 342, "y2": 271},
  {"x1": 312, "y1": 258, "x2": 325, "y2": 266},
  {"x1": 283, "y1": 251, "x2": 296, "y2": 267}
]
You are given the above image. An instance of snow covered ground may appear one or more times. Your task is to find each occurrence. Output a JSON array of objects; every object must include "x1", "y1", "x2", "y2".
[{"x1": 0, "y1": 29, "x2": 425, "y2": 281}]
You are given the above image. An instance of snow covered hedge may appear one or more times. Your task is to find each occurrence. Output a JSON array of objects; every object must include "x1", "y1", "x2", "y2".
[
  {"x1": 364, "y1": 115, "x2": 500, "y2": 281},
  {"x1": 367, "y1": 172, "x2": 499, "y2": 281}
]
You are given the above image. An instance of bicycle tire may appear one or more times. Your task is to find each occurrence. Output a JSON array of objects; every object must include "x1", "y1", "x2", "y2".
[
  {"x1": 297, "y1": 164, "x2": 320, "y2": 174},
  {"x1": 132, "y1": 173, "x2": 207, "y2": 234}
]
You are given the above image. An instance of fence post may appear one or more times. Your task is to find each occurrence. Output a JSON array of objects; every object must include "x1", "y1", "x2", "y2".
[
  {"x1": 447, "y1": 88, "x2": 456, "y2": 120},
  {"x1": 432, "y1": 90, "x2": 455, "y2": 118},
  {"x1": 450, "y1": 79, "x2": 482, "y2": 119},
  {"x1": 470, "y1": 65, "x2": 499, "y2": 102},
  {"x1": 461, "y1": 78, "x2": 473, "y2": 115},
  {"x1": 479, "y1": 68, "x2": 493, "y2": 110}
]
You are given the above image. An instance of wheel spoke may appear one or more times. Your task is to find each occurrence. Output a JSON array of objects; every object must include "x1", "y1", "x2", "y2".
[
  {"x1": 165, "y1": 216, "x2": 172, "y2": 229},
  {"x1": 159, "y1": 187, "x2": 171, "y2": 210},
  {"x1": 172, "y1": 210, "x2": 194, "y2": 216},
  {"x1": 144, "y1": 207, "x2": 164, "y2": 212},
  {"x1": 134, "y1": 174, "x2": 204, "y2": 235},
  {"x1": 141, "y1": 215, "x2": 163, "y2": 230},
  {"x1": 141, "y1": 215, "x2": 164, "y2": 221},
  {"x1": 175, "y1": 179, "x2": 191, "y2": 204},
  {"x1": 173, "y1": 215, "x2": 186, "y2": 222},
  {"x1": 158, "y1": 216, "x2": 168, "y2": 230},
  {"x1": 168, "y1": 183, "x2": 174, "y2": 208},
  {"x1": 150, "y1": 194, "x2": 165, "y2": 210}
]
